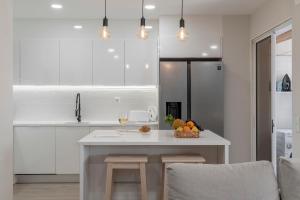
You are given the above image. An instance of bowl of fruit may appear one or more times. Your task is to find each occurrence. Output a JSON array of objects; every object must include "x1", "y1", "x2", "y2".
[{"x1": 165, "y1": 115, "x2": 202, "y2": 138}]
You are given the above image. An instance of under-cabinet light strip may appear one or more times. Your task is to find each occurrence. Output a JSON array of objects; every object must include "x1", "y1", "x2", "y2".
[{"x1": 13, "y1": 85, "x2": 157, "y2": 91}]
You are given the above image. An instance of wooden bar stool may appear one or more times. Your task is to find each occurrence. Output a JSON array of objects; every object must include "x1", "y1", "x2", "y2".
[
  {"x1": 161, "y1": 155, "x2": 206, "y2": 200},
  {"x1": 104, "y1": 155, "x2": 148, "y2": 200}
]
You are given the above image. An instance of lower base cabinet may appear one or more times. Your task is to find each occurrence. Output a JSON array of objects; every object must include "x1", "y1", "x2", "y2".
[
  {"x1": 55, "y1": 127, "x2": 90, "y2": 174},
  {"x1": 14, "y1": 127, "x2": 56, "y2": 174},
  {"x1": 14, "y1": 125, "x2": 158, "y2": 175}
]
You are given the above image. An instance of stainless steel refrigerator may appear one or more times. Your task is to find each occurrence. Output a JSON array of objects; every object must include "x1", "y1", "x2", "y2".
[{"x1": 159, "y1": 60, "x2": 224, "y2": 136}]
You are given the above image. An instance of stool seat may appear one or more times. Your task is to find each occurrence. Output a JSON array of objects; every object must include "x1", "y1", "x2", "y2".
[
  {"x1": 104, "y1": 155, "x2": 148, "y2": 200},
  {"x1": 105, "y1": 155, "x2": 148, "y2": 163},
  {"x1": 161, "y1": 155, "x2": 206, "y2": 164}
]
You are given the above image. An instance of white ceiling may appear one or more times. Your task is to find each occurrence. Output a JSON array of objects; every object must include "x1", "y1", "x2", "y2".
[{"x1": 14, "y1": 0, "x2": 268, "y2": 19}]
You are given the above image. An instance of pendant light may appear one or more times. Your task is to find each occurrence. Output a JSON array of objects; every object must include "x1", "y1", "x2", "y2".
[
  {"x1": 138, "y1": 0, "x2": 148, "y2": 40},
  {"x1": 177, "y1": 0, "x2": 189, "y2": 41},
  {"x1": 100, "y1": 0, "x2": 110, "y2": 39}
]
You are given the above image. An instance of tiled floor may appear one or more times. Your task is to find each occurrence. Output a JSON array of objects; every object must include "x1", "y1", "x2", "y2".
[{"x1": 13, "y1": 183, "x2": 79, "y2": 200}]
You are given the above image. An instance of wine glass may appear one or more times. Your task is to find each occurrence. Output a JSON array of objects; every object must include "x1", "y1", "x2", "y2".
[{"x1": 118, "y1": 113, "x2": 128, "y2": 132}]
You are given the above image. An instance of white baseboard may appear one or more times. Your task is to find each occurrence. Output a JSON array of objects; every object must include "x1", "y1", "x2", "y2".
[{"x1": 14, "y1": 174, "x2": 79, "y2": 183}]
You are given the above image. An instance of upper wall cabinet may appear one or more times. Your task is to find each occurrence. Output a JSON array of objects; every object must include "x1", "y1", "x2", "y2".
[
  {"x1": 125, "y1": 39, "x2": 158, "y2": 86},
  {"x1": 93, "y1": 40, "x2": 124, "y2": 85},
  {"x1": 60, "y1": 40, "x2": 93, "y2": 85},
  {"x1": 20, "y1": 39, "x2": 60, "y2": 85},
  {"x1": 159, "y1": 16, "x2": 222, "y2": 58}
]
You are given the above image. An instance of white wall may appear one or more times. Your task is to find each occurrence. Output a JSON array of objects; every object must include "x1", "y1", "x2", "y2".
[
  {"x1": 14, "y1": 87, "x2": 158, "y2": 122},
  {"x1": 292, "y1": 2, "x2": 300, "y2": 158},
  {"x1": 0, "y1": 0, "x2": 13, "y2": 199},
  {"x1": 222, "y1": 15, "x2": 251, "y2": 163},
  {"x1": 250, "y1": 0, "x2": 294, "y2": 39}
]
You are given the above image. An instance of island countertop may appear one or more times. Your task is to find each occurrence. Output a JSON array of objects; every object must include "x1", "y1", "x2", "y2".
[{"x1": 79, "y1": 130, "x2": 231, "y2": 146}]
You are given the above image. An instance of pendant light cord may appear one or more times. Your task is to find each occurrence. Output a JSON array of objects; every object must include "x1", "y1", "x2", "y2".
[
  {"x1": 181, "y1": 0, "x2": 183, "y2": 19},
  {"x1": 105, "y1": 0, "x2": 107, "y2": 17},
  {"x1": 142, "y1": 0, "x2": 144, "y2": 17}
]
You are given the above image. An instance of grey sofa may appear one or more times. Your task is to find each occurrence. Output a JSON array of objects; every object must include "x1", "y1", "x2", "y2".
[{"x1": 167, "y1": 159, "x2": 300, "y2": 200}]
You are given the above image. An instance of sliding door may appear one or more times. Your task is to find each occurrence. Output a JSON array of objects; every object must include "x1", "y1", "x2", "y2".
[{"x1": 256, "y1": 36, "x2": 272, "y2": 161}]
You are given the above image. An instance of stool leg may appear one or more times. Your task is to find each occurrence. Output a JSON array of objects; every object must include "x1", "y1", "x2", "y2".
[
  {"x1": 140, "y1": 163, "x2": 148, "y2": 200},
  {"x1": 163, "y1": 164, "x2": 168, "y2": 200},
  {"x1": 104, "y1": 163, "x2": 113, "y2": 200},
  {"x1": 161, "y1": 163, "x2": 165, "y2": 200}
]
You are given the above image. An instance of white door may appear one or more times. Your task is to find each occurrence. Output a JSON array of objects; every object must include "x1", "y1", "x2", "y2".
[
  {"x1": 14, "y1": 127, "x2": 56, "y2": 174},
  {"x1": 20, "y1": 39, "x2": 60, "y2": 85},
  {"x1": 60, "y1": 39, "x2": 93, "y2": 85},
  {"x1": 125, "y1": 39, "x2": 158, "y2": 86},
  {"x1": 55, "y1": 127, "x2": 90, "y2": 174},
  {"x1": 93, "y1": 40, "x2": 124, "y2": 85}
]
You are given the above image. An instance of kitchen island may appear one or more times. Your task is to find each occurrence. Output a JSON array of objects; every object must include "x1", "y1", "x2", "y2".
[{"x1": 79, "y1": 130, "x2": 230, "y2": 200}]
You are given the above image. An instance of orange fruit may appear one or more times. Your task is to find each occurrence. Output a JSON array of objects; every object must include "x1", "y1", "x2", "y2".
[
  {"x1": 172, "y1": 119, "x2": 186, "y2": 129},
  {"x1": 186, "y1": 121, "x2": 195, "y2": 129},
  {"x1": 183, "y1": 126, "x2": 191, "y2": 133}
]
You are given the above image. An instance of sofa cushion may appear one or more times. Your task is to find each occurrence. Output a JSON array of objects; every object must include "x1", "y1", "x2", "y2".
[
  {"x1": 279, "y1": 158, "x2": 300, "y2": 200},
  {"x1": 167, "y1": 161, "x2": 280, "y2": 200}
]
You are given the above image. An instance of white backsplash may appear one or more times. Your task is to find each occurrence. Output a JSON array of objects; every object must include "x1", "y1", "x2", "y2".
[{"x1": 13, "y1": 87, "x2": 158, "y2": 122}]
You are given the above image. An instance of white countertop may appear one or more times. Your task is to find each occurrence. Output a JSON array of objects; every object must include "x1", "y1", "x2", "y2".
[
  {"x1": 13, "y1": 121, "x2": 159, "y2": 127},
  {"x1": 79, "y1": 130, "x2": 231, "y2": 146}
]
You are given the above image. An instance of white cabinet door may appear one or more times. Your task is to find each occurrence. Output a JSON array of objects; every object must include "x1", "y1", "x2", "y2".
[
  {"x1": 55, "y1": 127, "x2": 90, "y2": 174},
  {"x1": 93, "y1": 40, "x2": 124, "y2": 85},
  {"x1": 14, "y1": 127, "x2": 56, "y2": 174},
  {"x1": 125, "y1": 39, "x2": 158, "y2": 86},
  {"x1": 20, "y1": 39, "x2": 60, "y2": 85},
  {"x1": 60, "y1": 40, "x2": 93, "y2": 85},
  {"x1": 14, "y1": 40, "x2": 20, "y2": 84}
]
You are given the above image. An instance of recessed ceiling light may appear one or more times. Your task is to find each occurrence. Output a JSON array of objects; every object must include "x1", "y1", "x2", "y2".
[
  {"x1": 114, "y1": 55, "x2": 119, "y2": 59},
  {"x1": 210, "y1": 45, "x2": 218, "y2": 50},
  {"x1": 202, "y1": 53, "x2": 208, "y2": 57},
  {"x1": 51, "y1": 4, "x2": 63, "y2": 9},
  {"x1": 108, "y1": 48, "x2": 115, "y2": 53},
  {"x1": 145, "y1": 64, "x2": 150, "y2": 69},
  {"x1": 145, "y1": 25, "x2": 153, "y2": 30},
  {"x1": 73, "y1": 25, "x2": 83, "y2": 30},
  {"x1": 126, "y1": 64, "x2": 130, "y2": 69},
  {"x1": 145, "y1": 4, "x2": 156, "y2": 10}
]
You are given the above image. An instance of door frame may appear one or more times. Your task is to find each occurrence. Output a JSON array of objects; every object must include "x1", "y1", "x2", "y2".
[{"x1": 250, "y1": 20, "x2": 292, "y2": 162}]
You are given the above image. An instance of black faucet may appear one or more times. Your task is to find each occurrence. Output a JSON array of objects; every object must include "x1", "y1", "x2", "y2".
[{"x1": 75, "y1": 93, "x2": 81, "y2": 123}]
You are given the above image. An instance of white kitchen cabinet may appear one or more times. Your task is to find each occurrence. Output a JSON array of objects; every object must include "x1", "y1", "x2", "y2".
[
  {"x1": 20, "y1": 39, "x2": 60, "y2": 85},
  {"x1": 125, "y1": 39, "x2": 158, "y2": 86},
  {"x1": 60, "y1": 40, "x2": 93, "y2": 85},
  {"x1": 55, "y1": 127, "x2": 90, "y2": 174},
  {"x1": 14, "y1": 127, "x2": 56, "y2": 174},
  {"x1": 93, "y1": 40, "x2": 124, "y2": 85},
  {"x1": 14, "y1": 40, "x2": 20, "y2": 84}
]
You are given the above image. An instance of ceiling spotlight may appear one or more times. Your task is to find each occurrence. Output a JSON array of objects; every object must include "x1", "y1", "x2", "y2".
[
  {"x1": 202, "y1": 53, "x2": 208, "y2": 57},
  {"x1": 73, "y1": 25, "x2": 83, "y2": 30},
  {"x1": 145, "y1": 64, "x2": 150, "y2": 69},
  {"x1": 210, "y1": 45, "x2": 218, "y2": 50},
  {"x1": 145, "y1": 4, "x2": 156, "y2": 10},
  {"x1": 114, "y1": 55, "x2": 119, "y2": 59},
  {"x1": 126, "y1": 64, "x2": 130, "y2": 69},
  {"x1": 108, "y1": 48, "x2": 115, "y2": 53}
]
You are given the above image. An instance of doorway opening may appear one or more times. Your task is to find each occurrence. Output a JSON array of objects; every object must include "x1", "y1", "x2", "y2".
[{"x1": 255, "y1": 22, "x2": 292, "y2": 171}]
